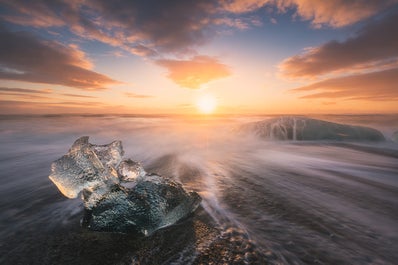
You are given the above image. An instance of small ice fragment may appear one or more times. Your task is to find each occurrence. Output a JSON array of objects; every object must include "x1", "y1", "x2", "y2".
[
  {"x1": 90, "y1": 139, "x2": 124, "y2": 168},
  {"x1": 118, "y1": 159, "x2": 146, "y2": 182}
]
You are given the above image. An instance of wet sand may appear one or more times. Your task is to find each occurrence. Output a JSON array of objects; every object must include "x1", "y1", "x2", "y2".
[{"x1": 0, "y1": 205, "x2": 277, "y2": 265}]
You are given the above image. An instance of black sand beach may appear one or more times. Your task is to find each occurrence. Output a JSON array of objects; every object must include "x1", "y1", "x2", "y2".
[{"x1": 1, "y1": 115, "x2": 398, "y2": 264}]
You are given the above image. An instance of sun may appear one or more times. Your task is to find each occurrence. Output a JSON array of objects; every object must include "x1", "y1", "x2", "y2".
[{"x1": 196, "y1": 94, "x2": 217, "y2": 114}]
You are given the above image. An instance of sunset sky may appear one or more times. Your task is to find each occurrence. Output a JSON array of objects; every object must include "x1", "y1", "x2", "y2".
[{"x1": 0, "y1": 0, "x2": 397, "y2": 115}]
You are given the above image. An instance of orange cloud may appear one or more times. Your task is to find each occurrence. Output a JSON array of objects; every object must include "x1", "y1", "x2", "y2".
[
  {"x1": 61, "y1": 93, "x2": 97, "y2": 99},
  {"x1": 124, "y1": 92, "x2": 154, "y2": 98},
  {"x1": 0, "y1": 29, "x2": 120, "y2": 89},
  {"x1": 0, "y1": 87, "x2": 54, "y2": 101},
  {"x1": 276, "y1": 0, "x2": 397, "y2": 28},
  {"x1": 221, "y1": 0, "x2": 396, "y2": 27},
  {"x1": 0, "y1": 87, "x2": 51, "y2": 94},
  {"x1": 220, "y1": 0, "x2": 271, "y2": 13},
  {"x1": 291, "y1": 68, "x2": 398, "y2": 101},
  {"x1": 156, "y1": 56, "x2": 230, "y2": 89}
]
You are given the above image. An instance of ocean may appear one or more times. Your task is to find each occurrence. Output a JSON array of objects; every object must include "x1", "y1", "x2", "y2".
[{"x1": 1, "y1": 114, "x2": 397, "y2": 264}]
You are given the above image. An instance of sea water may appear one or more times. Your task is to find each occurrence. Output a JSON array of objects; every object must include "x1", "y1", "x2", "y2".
[{"x1": 1, "y1": 114, "x2": 397, "y2": 264}]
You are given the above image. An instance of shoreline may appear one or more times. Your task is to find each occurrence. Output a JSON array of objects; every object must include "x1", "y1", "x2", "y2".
[{"x1": 1, "y1": 206, "x2": 274, "y2": 265}]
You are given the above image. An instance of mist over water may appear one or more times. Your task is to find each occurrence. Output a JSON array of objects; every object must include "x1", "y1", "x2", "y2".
[{"x1": 1, "y1": 114, "x2": 398, "y2": 264}]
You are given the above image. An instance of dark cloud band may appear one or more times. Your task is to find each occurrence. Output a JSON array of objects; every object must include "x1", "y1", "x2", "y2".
[{"x1": 0, "y1": 28, "x2": 120, "y2": 89}]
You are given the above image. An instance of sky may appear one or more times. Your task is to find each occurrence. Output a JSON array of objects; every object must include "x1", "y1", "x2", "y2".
[{"x1": 0, "y1": 0, "x2": 397, "y2": 115}]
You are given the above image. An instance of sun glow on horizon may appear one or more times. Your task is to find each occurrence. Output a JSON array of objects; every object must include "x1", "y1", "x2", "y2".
[{"x1": 196, "y1": 94, "x2": 217, "y2": 114}]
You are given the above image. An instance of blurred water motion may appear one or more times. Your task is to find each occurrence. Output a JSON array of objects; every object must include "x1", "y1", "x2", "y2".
[{"x1": 1, "y1": 114, "x2": 397, "y2": 264}]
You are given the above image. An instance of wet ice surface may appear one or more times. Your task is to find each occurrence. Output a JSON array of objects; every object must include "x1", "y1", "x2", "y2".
[
  {"x1": 49, "y1": 136, "x2": 122, "y2": 199},
  {"x1": 50, "y1": 136, "x2": 201, "y2": 235},
  {"x1": 238, "y1": 116, "x2": 385, "y2": 141},
  {"x1": 1, "y1": 114, "x2": 398, "y2": 264}
]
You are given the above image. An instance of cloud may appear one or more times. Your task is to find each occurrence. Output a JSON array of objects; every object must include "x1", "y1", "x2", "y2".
[
  {"x1": 0, "y1": 0, "x2": 66, "y2": 28},
  {"x1": 2, "y1": 0, "x2": 394, "y2": 60},
  {"x1": 0, "y1": 87, "x2": 53, "y2": 100},
  {"x1": 280, "y1": 11, "x2": 398, "y2": 78},
  {"x1": 221, "y1": 0, "x2": 397, "y2": 27},
  {"x1": 0, "y1": 0, "x2": 221, "y2": 56},
  {"x1": 0, "y1": 87, "x2": 100, "y2": 101},
  {"x1": 156, "y1": 56, "x2": 230, "y2": 89},
  {"x1": 124, "y1": 92, "x2": 154, "y2": 98},
  {"x1": 291, "y1": 68, "x2": 398, "y2": 101},
  {"x1": 0, "y1": 87, "x2": 51, "y2": 94},
  {"x1": 0, "y1": 28, "x2": 120, "y2": 89},
  {"x1": 213, "y1": 15, "x2": 264, "y2": 30},
  {"x1": 214, "y1": 17, "x2": 250, "y2": 30},
  {"x1": 0, "y1": 99, "x2": 112, "y2": 114},
  {"x1": 280, "y1": 10, "x2": 398, "y2": 102},
  {"x1": 220, "y1": 0, "x2": 271, "y2": 13},
  {"x1": 276, "y1": 0, "x2": 397, "y2": 28},
  {"x1": 61, "y1": 93, "x2": 97, "y2": 98}
]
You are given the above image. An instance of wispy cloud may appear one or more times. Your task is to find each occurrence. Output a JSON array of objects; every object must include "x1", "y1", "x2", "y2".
[
  {"x1": 276, "y1": 0, "x2": 397, "y2": 28},
  {"x1": 279, "y1": 10, "x2": 398, "y2": 102},
  {"x1": 280, "y1": 12, "x2": 398, "y2": 78},
  {"x1": 291, "y1": 68, "x2": 398, "y2": 101},
  {"x1": 124, "y1": 92, "x2": 154, "y2": 98},
  {"x1": 0, "y1": 28, "x2": 120, "y2": 89},
  {"x1": 0, "y1": 87, "x2": 51, "y2": 94},
  {"x1": 222, "y1": 0, "x2": 397, "y2": 28},
  {"x1": 220, "y1": 0, "x2": 271, "y2": 13},
  {"x1": 61, "y1": 93, "x2": 97, "y2": 99},
  {"x1": 214, "y1": 17, "x2": 251, "y2": 30},
  {"x1": 156, "y1": 56, "x2": 230, "y2": 89},
  {"x1": 0, "y1": 100, "x2": 104, "y2": 115},
  {"x1": 0, "y1": 87, "x2": 54, "y2": 100},
  {"x1": 0, "y1": 99, "x2": 134, "y2": 114},
  {"x1": 0, "y1": 93, "x2": 53, "y2": 100}
]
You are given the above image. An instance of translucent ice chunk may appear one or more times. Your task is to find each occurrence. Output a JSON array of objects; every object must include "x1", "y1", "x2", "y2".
[
  {"x1": 392, "y1": 131, "x2": 398, "y2": 143},
  {"x1": 49, "y1": 136, "x2": 121, "y2": 198},
  {"x1": 239, "y1": 117, "x2": 385, "y2": 141},
  {"x1": 84, "y1": 174, "x2": 201, "y2": 235},
  {"x1": 90, "y1": 139, "x2": 124, "y2": 168},
  {"x1": 49, "y1": 136, "x2": 201, "y2": 235}
]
